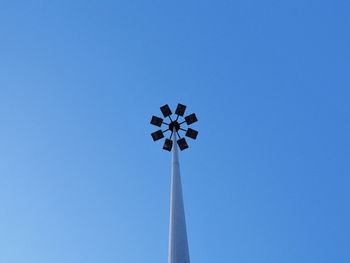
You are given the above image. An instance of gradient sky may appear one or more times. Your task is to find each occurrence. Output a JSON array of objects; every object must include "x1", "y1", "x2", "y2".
[{"x1": 1, "y1": 1, "x2": 349, "y2": 262}]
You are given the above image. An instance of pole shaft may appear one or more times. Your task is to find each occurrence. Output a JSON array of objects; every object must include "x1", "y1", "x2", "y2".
[{"x1": 168, "y1": 131, "x2": 190, "y2": 263}]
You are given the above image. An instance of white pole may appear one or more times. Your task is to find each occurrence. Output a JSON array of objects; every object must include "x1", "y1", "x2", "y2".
[{"x1": 168, "y1": 130, "x2": 190, "y2": 263}]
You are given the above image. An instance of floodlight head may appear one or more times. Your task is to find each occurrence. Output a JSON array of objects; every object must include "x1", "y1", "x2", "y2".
[
  {"x1": 175, "y1": 103, "x2": 186, "y2": 116},
  {"x1": 177, "y1": 138, "x2": 189, "y2": 151},
  {"x1": 150, "y1": 104, "x2": 198, "y2": 151},
  {"x1": 151, "y1": 130, "x2": 164, "y2": 141},
  {"x1": 150, "y1": 115, "x2": 163, "y2": 127},
  {"x1": 186, "y1": 128, "x2": 198, "y2": 140},
  {"x1": 160, "y1": 104, "x2": 172, "y2": 117},
  {"x1": 163, "y1": 139, "x2": 173, "y2": 151},
  {"x1": 184, "y1": 113, "x2": 198, "y2": 125}
]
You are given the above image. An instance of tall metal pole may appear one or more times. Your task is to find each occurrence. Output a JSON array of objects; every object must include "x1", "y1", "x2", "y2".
[
  {"x1": 168, "y1": 130, "x2": 190, "y2": 263},
  {"x1": 150, "y1": 103, "x2": 198, "y2": 263}
]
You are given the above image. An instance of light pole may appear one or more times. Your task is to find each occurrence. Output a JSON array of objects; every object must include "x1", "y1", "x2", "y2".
[{"x1": 150, "y1": 104, "x2": 198, "y2": 263}]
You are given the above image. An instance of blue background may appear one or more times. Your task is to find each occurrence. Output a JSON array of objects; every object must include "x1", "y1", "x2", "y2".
[{"x1": 1, "y1": 1, "x2": 349, "y2": 262}]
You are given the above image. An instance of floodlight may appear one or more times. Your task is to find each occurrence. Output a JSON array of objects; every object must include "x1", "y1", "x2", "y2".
[
  {"x1": 151, "y1": 130, "x2": 164, "y2": 141},
  {"x1": 175, "y1": 103, "x2": 186, "y2": 116},
  {"x1": 163, "y1": 139, "x2": 173, "y2": 151},
  {"x1": 150, "y1": 103, "x2": 198, "y2": 151},
  {"x1": 150, "y1": 115, "x2": 163, "y2": 127},
  {"x1": 160, "y1": 104, "x2": 172, "y2": 117},
  {"x1": 184, "y1": 113, "x2": 198, "y2": 125},
  {"x1": 185, "y1": 128, "x2": 198, "y2": 140},
  {"x1": 177, "y1": 138, "x2": 189, "y2": 151}
]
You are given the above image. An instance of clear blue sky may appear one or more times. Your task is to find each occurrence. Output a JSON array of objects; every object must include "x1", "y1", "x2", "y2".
[{"x1": 1, "y1": 1, "x2": 349, "y2": 262}]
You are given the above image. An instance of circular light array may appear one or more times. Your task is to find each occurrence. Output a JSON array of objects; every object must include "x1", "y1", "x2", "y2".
[{"x1": 150, "y1": 103, "x2": 198, "y2": 151}]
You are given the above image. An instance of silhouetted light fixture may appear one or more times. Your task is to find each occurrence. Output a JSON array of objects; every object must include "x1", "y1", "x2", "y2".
[
  {"x1": 163, "y1": 139, "x2": 173, "y2": 151},
  {"x1": 150, "y1": 116, "x2": 164, "y2": 127},
  {"x1": 160, "y1": 104, "x2": 172, "y2": 117},
  {"x1": 151, "y1": 130, "x2": 164, "y2": 141},
  {"x1": 177, "y1": 138, "x2": 189, "y2": 151},
  {"x1": 185, "y1": 128, "x2": 198, "y2": 140},
  {"x1": 150, "y1": 103, "x2": 198, "y2": 151},
  {"x1": 175, "y1": 103, "x2": 187, "y2": 116},
  {"x1": 184, "y1": 113, "x2": 198, "y2": 125}
]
